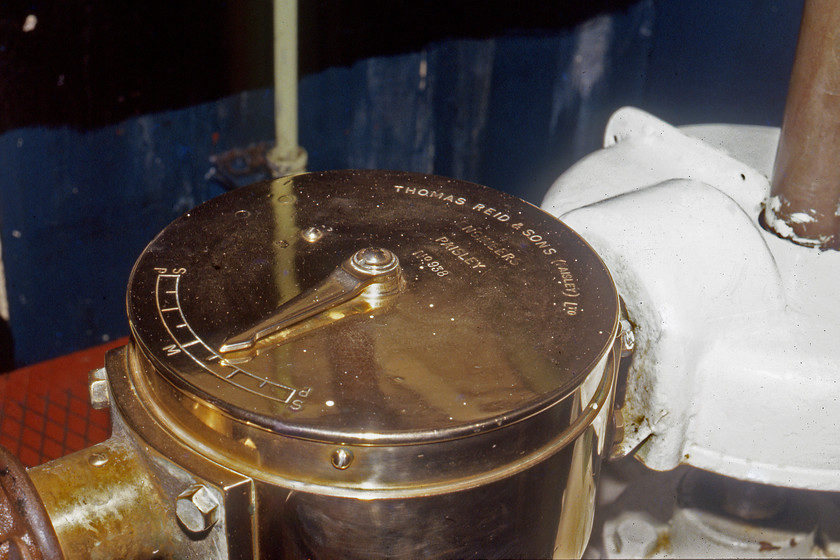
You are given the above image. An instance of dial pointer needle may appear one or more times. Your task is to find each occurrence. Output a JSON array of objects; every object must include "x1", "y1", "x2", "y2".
[{"x1": 219, "y1": 248, "x2": 402, "y2": 354}]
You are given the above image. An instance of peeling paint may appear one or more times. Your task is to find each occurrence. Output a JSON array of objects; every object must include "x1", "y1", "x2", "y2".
[{"x1": 789, "y1": 211, "x2": 815, "y2": 223}]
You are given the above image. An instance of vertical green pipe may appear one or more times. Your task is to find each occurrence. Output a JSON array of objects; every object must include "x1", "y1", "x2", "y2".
[{"x1": 268, "y1": 0, "x2": 307, "y2": 176}]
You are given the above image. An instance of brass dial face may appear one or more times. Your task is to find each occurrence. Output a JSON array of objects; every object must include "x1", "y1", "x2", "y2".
[{"x1": 127, "y1": 170, "x2": 618, "y2": 444}]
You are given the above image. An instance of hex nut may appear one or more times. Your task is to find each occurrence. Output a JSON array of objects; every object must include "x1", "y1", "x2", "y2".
[
  {"x1": 612, "y1": 514, "x2": 659, "y2": 557},
  {"x1": 88, "y1": 368, "x2": 110, "y2": 410},
  {"x1": 175, "y1": 484, "x2": 220, "y2": 536}
]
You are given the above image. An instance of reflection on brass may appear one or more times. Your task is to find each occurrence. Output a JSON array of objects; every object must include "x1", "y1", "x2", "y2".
[
  {"x1": 16, "y1": 171, "x2": 620, "y2": 559},
  {"x1": 221, "y1": 295, "x2": 396, "y2": 365}
]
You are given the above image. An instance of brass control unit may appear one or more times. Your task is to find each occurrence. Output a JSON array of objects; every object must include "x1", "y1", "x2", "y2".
[{"x1": 2, "y1": 170, "x2": 620, "y2": 559}]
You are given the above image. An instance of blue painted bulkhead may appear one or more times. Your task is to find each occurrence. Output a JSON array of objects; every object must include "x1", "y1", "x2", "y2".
[{"x1": 0, "y1": 0, "x2": 802, "y2": 366}]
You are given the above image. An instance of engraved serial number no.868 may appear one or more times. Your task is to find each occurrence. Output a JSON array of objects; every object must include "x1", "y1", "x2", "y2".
[{"x1": 411, "y1": 250, "x2": 450, "y2": 277}]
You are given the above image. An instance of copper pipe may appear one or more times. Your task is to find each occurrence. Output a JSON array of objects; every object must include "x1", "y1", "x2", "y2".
[{"x1": 766, "y1": 0, "x2": 840, "y2": 250}]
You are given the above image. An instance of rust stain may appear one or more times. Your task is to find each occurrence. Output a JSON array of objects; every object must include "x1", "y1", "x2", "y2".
[{"x1": 759, "y1": 541, "x2": 781, "y2": 552}]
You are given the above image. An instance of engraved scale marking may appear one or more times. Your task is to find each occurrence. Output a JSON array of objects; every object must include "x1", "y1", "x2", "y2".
[{"x1": 154, "y1": 273, "x2": 297, "y2": 404}]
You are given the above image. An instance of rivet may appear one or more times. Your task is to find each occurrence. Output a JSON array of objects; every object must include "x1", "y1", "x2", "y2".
[
  {"x1": 301, "y1": 226, "x2": 324, "y2": 243},
  {"x1": 331, "y1": 448, "x2": 354, "y2": 470},
  {"x1": 88, "y1": 452, "x2": 108, "y2": 467}
]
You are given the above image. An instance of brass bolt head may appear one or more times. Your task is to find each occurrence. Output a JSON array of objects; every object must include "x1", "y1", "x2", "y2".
[
  {"x1": 88, "y1": 368, "x2": 110, "y2": 410},
  {"x1": 176, "y1": 484, "x2": 220, "y2": 535}
]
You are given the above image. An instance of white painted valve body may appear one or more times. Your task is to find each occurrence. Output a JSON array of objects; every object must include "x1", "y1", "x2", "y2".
[{"x1": 542, "y1": 107, "x2": 840, "y2": 492}]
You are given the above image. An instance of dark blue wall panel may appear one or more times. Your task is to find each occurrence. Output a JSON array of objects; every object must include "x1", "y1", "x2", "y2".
[
  {"x1": 0, "y1": 91, "x2": 274, "y2": 363},
  {"x1": 0, "y1": 0, "x2": 804, "y2": 366},
  {"x1": 643, "y1": 0, "x2": 801, "y2": 126},
  {"x1": 300, "y1": 0, "x2": 659, "y2": 203}
]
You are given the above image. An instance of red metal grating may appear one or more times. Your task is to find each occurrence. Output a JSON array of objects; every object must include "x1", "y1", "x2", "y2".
[{"x1": 0, "y1": 339, "x2": 126, "y2": 467}]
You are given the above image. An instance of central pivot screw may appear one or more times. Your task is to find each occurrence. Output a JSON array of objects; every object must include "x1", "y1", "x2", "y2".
[{"x1": 350, "y1": 247, "x2": 399, "y2": 275}]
